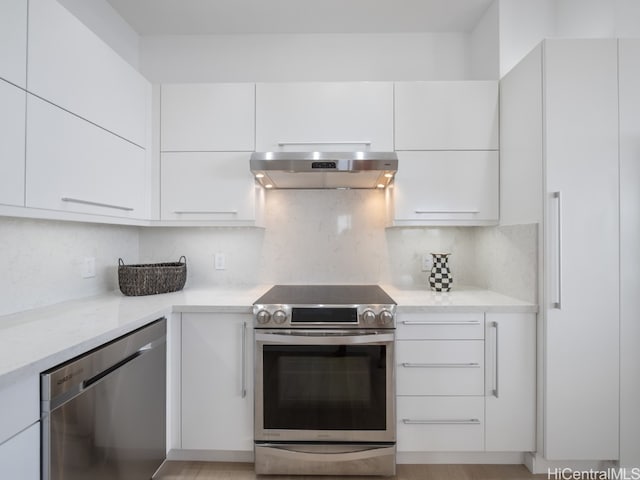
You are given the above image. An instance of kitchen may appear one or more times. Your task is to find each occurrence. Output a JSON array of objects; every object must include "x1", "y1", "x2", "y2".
[{"x1": 0, "y1": 0, "x2": 639, "y2": 479}]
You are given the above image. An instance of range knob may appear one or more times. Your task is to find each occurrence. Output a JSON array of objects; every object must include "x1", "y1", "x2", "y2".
[
  {"x1": 256, "y1": 310, "x2": 271, "y2": 324},
  {"x1": 362, "y1": 309, "x2": 376, "y2": 324},
  {"x1": 273, "y1": 309, "x2": 288, "y2": 324},
  {"x1": 379, "y1": 309, "x2": 394, "y2": 326}
]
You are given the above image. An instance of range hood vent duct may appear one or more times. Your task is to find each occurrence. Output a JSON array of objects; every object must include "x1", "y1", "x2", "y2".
[{"x1": 250, "y1": 151, "x2": 398, "y2": 190}]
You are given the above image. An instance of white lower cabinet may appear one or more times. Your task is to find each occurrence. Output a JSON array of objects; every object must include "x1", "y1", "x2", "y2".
[
  {"x1": 397, "y1": 397, "x2": 484, "y2": 452},
  {"x1": 0, "y1": 375, "x2": 39, "y2": 480},
  {"x1": 396, "y1": 312, "x2": 535, "y2": 453},
  {"x1": 485, "y1": 313, "x2": 536, "y2": 452},
  {"x1": 161, "y1": 152, "x2": 263, "y2": 225},
  {"x1": 0, "y1": 423, "x2": 40, "y2": 480},
  {"x1": 181, "y1": 313, "x2": 253, "y2": 452},
  {"x1": 387, "y1": 151, "x2": 499, "y2": 227},
  {"x1": 26, "y1": 95, "x2": 148, "y2": 219}
]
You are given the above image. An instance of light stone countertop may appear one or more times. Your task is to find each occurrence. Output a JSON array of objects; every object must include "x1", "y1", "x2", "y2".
[
  {"x1": 0, "y1": 284, "x2": 535, "y2": 389},
  {"x1": 382, "y1": 285, "x2": 538, "y2": 314}
]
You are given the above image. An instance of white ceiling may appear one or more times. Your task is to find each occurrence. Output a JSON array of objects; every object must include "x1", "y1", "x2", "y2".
[{"x1": 106, "y1": 0, "x2": 494, "y2": 36}]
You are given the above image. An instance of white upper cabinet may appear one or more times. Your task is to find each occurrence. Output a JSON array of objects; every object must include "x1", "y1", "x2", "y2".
[
  {"x1": 256, "y1": 82, "x2": 394, "y2": 151},
  {"x1": 394, "y1": 81, "x2": 499, "y2": 151},
  {"x1": 387, "y1": 151, "x2": 499, "y2": 226},
  {"x1": 0, "y1": 80, "x2": 26, "y2": 207},
  {"x1": 161, "y1": 152, "x2": 263, "y2": 225},
  {"x1": 27, "y1": 0, "x2": 149, "y2": 147},
  {"x1": 161, "y1": 83, "x2": 255, "y2": 152},
  {"x1": 0, "y1": 0, "x2": 27, "y2": 87},
  {"x1": 26, "y1": 96, "x2": 147, "y2": 219}
]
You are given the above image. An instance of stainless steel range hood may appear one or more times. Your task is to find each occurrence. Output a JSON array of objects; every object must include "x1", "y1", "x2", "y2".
[{"x1": 250, "y1": 152, "x2": 398, "y2": 189}]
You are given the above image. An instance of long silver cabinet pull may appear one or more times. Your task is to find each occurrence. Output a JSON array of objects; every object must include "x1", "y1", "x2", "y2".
[
  {"x1": 414, "y1": 209, "x2": 479, "y2": 214},
  {"x1": 61, "y1": 197, "x2": 134, "y2": 212},
  {"x1": 491, "y1": 321, "x2": 499, "y2": 398},
  {"x1": 173, "y1": 210, "x2": 238, "y2": 215},
  {"x1": 401, "y1": 362, "x2": 480, "y2": 368},
  {"x1": 241, "y1": 321, "x2": 247, "y2": 399},
  {"x1": 401, "y1": 320, "x2": 481, "y2": 326},
  {"x1": 402, "y1": 418, "x2": 481, "y2": 425},
  {"x1": 552, "y1": 191, "x2": 563, "y2": 309},
  {"x1": 277, "y1": 140, "x2": 372, "y2": 146}
]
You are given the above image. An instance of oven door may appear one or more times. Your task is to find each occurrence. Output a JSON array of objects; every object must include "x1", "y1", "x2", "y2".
[{"x1": 255, "y1": 329, "x2": 395, "y2": 443}]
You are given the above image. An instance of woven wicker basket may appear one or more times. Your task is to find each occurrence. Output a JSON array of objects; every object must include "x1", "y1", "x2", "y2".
[{"x1": 118, "y1": 256, "x2": 187, "y2": 296}]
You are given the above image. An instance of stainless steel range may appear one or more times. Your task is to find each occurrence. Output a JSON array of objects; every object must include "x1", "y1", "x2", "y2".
[{"x1": 253, "y1": 285, "x2": 396, "y2": 476}]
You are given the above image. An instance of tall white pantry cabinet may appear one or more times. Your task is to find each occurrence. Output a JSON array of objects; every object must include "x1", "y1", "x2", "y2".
[{"x1": 501, "y1": 38, "x2": 640, "y2": 467}]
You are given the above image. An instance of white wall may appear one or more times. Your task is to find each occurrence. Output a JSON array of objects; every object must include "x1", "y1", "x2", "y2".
[
  {"x1": 499, "y1": 0, "x2": 640, "y2": 77},
  {"x1": 140, "y1": 33, "x2": 470, "y2": 82},
  {"x1": 469, "y1": 1, "x2": 500, "y2": 80},
  {"x1": 57, "y1": 0, "x2": 140, "y2": 68},
  {"x1": 0, "y1": 217, "x2": 139, "y2": 317}
]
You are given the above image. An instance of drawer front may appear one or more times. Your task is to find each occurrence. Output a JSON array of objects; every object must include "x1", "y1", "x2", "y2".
[
  {"x1": 397, "y1": 396, "x2": 484, "y2": 452},
  {"x1": 397, "y1": 313, "x2": 484, "y2": 340},
  {"x1": 0, "y1": 375, "x2": 39, "y2": 445},
  {"x1": 397, "y1": 340, "x2": 484, "y2": 395}
]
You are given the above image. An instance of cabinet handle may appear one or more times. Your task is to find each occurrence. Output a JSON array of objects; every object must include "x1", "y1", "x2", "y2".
[
  {"x1": 491, "y1": 321, "x2": 499, "y2": 398},
  {"x1": 552, "y1": 191, "x2": 563, "y2": 309},
  {"x1": 241, "y1": 321, "x2": 247, "y2": 399},
  {"x1": 401, "y1": 362, "x2": 480, "y2": 368},
  {"x1": 402, "y1": 418, "x2": 481, "y2": 425},
  {"x1": 61, "y1": 197, "x2": 134, "y2": 212},
  {"x1": 173, "y1": 210, "x2": 238, "y2": 215},
  {"x1": 277, "y1": 140, "x2": 372, "y2": 146},
  {"x1": 414, "y1": 209, "x2": 479, "y2": 214},
  {"x1": 401, "y1": 320, "x2": 481, "y2": 326}
]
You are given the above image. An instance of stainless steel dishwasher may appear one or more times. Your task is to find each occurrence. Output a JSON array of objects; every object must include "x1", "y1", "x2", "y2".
[{"x1": 41, "y1": 318, "x2": 166, "y2": 480}]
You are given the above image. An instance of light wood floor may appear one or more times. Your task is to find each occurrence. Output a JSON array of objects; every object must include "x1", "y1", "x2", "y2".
[{"x1": 155, "y1": 462, "x2": 548, "y2": 480}]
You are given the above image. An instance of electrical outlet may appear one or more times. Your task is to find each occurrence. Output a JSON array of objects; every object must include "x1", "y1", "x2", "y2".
[
  {"x1": 421, "y1": 254, "x2": 432, "y2": 272},
  {"x1": 82, "y1": 257, "x2": 96, "y2": 278},
  {"x1": 214, "y1": 253, "x2": 226, "y2": 270}
]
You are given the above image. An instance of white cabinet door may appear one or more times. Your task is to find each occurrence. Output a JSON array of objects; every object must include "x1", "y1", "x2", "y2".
[
  {"x1": 161, "y1": 152, "x2": 263, "y2": 225},
  {"x1": 543, "y1": 39, "x2": 620, "y2": 461},
  {"x1": 387, "y1": 151, "x2": 499, "y2": 226},
  {"x1": 394, "y1": 81, "x2": 498, "y2": 151},
  {"x1": 0, "y1": 0, "x2": 27, "y2": 87},
  {"x1": 26, "y1": 95, "x2": 147, "y2": 219},
  {"x1": 182, "y1": 314, "x2": 253, "y2": 451},
  {"x1": 28, "y1": 0, "x2": 149, "y2": 146},
  {"x1": 0, "y1": 423, "x2": 40, "y2": 480},
  {"x1": 0, "y1": 80, "x2": 25, "y2": 207},
  {"x1": 397, "y1": 340, "x2": 484, "y2": 396},
  {"x1": 484, "y1": 313, "x2": 536, "y2": 452},
  {"x1": 397, "y1": 396, "x2": 484, "y2": 452},
  {"x1": 256, "y1": 82, "x2": 393, "y2": 151},
  {"x1": 161, "y1": 83, "x2": 255, "y2": 152},
  {"x1": 0, "y1": 375, "x2": 39, "y2": 446},
  {"x1": 619, "y1": 38, "x2": 640, "y2": 469}
]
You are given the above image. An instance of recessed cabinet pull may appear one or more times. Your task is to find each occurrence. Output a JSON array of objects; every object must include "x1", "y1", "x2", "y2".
[
  {"x1": 401, "y1": 362, "x2": 480, "y2": 368},
  {"x1": 401, "y1": 320, "x2": 481, "y2": 326},
  {"x1": 241, "y1": 321, "x2": 247, "y2": 399},
  {"x1": 552, "y1": 191, "x2": 563, "y2": 309},
  {"x1": 414, "y1": 209, "x2": 479, "y2": 214},
  {"x1": 491, "y1": 321, "x2": 499, "y2": 398},
  {"x1": 277, "y1": 140, "x2": 372, "y2": 146},
  {"x1": 173, "y1": 210, "x2": 238, "y2": 215},
  {"x1": 61, "y1": 197, "x2": 134, "y2": 211},
  {"x1": 402, "y1": 418, "x2": 481, "y2": 425}
]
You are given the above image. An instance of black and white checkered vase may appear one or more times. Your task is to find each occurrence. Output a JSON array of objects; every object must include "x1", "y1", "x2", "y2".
[{"x1": 429, "y1": 253, "x2": 453, "y2": 292}]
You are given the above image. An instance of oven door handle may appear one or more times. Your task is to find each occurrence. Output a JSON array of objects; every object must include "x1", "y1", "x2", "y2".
[{"x1": 255, "y1": 331, "x2": 394, "y2": 345}]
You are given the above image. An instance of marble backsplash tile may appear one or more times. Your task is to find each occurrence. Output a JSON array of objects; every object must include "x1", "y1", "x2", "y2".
[
  {"x1": 0, "y1": 217, "x2": 139, "y2": 317},
  {"x1": 2, "y1": 191, "x2": 538, "y2": 316}
]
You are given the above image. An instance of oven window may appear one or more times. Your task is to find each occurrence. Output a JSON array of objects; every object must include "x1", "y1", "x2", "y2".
[{"x1": 262, "y1": 345, "x2": 387, "y2": 430}]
